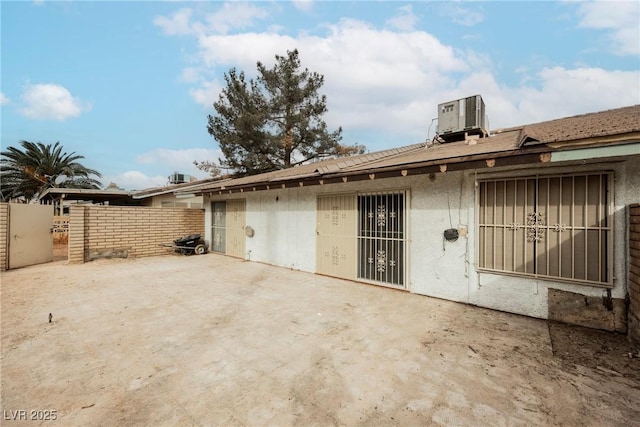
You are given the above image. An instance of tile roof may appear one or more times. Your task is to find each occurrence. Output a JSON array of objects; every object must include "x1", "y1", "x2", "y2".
[
  {"x1": 188, "y1": 104, "x2": 640, "y2": 194},
  {"x1": 515, "y1": 105, "x2": 640, "y2": 146}
]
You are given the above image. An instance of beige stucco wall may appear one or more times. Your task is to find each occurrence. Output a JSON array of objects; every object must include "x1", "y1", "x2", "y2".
[{"x1": 68, "y1": 206, "x2": 204, "y2": 263}]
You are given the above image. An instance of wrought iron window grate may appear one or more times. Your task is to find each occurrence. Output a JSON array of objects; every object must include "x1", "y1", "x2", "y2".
[{"x1": 478, "y1": 173, "x2": 612, "y2": 286}]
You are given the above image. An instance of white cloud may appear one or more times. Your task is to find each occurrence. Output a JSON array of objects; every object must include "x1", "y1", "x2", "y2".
[
  {"x1": 19, "y1": 83, "x2": 91, "y2": 121},
  {"x1": 576, "y1": 1, "x2": 640, "y2": 55},
  {"x1": 292, "y1": 0, "x2": 314, "y2": 13},
  {"x1": 180, "y1": 67, "x2": 202, "y2": 83},
  {"x1": 154, "y1": 3, "x2": 268, "y2": 36},
  {"x1": 192, "y1": 19, "x2": 468, "y2": 138},
  {"x1": 104, "y1": 147, "x2": 224, "y2": 192},
  {"x1": 102, "y1": 171, "x2": 168, "y2": 192},
  {"x1": 136, "y1": 148, "x2": 223, "y2": 177},
  {"x1": 154, "y1": 8, "x2": 194, "y2": 35},
  {"x1": 385, "y1": 5, "x2": 419, "y2": 32},
  {"x1": 438, "y1": 3, "x2": 484, "y2": 27},
  {"x1": 189, "y1": 80, "x2": 224, "y2": 108},
  {"x1": 197, "y1": 32, "x2": 297, "y2": 70},
  {"x1": 511, "y1": 67, "x2": 640, "y2": 125},
  {"x1": 161, "y1": 10, "x2": 639, "y2": 147},
  {"x1": 0, "y1": 93, "x2": 10, "y2": 106}
]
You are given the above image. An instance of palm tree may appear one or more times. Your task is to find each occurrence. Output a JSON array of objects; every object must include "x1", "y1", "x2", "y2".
[{"x1": 0, "y1": 140, "x2": 102, "y2": 202}]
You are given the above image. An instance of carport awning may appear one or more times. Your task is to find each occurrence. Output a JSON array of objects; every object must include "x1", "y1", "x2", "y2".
[{"x1": 38, "y1": 188, "x2": 136, "y2": 205}]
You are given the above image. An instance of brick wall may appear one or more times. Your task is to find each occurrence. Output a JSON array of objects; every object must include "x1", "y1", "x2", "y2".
[
  {"x1": 68, "y1": 206, "x2": 205, "y2": 263},
  {"x1": 629, "y1": 204, "x2": 640, "y2": 348},
  {"x1": 0, "y1": 203, "x2": 8, "y2": 271}
]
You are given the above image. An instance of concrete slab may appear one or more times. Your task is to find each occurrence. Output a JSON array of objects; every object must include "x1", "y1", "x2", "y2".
[{"x1": 1, "y1": 254, "x2": 639, "y2": 426}]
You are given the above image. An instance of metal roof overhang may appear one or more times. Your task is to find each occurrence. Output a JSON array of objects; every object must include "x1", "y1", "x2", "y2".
[{"x1": 39, "y1": 188, "x2": 136, "y2": 204}]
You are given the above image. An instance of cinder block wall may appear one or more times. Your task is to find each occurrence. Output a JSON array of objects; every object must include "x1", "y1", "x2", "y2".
[
  {"x1": 629, "y1": 204, "x2": 640, "y2": 348},
  {"x1": 0, "y1": 203, "x2": 8, "y2": 271},
  {"x1": 69, "y1": 206, "x2": 205, "y2": 263}
]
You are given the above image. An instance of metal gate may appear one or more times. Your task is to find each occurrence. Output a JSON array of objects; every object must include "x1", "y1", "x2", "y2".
[
  {"x1": 8, "y1": 204, "x2": 54, "y2": 269},
  {"x1": 211, "y1": 200, "x2": 246, "y2": 258},
  {"x1": 357, "y1": 193, "x2": 406, "y2": 287},
  {"x1": 316, "y1": 195, "x2": 357, "y2": 280},
  {"x1": 211, "y1": 201, "x2": 226, "y2": 253}
]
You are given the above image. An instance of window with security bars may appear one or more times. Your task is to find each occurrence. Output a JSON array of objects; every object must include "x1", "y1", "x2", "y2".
[
  {"x1": 357, "y1": 193, "x2": 406, "y2": 286},
  {"x1": 478, "y1": 173, "x2": 612, "y2": 286}
]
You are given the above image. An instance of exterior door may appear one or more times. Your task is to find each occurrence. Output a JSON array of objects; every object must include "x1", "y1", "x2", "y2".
[
  {"x1": 316, "y1": 195, "x2": 357, "y2": 279},
  {"x1": 226, "y1": 199, "x2": 246, "y2": 258},
  {"x1": 211, "y1": 202, "x2": 226, "y2": 253},
  {"x1": 357, "y1": 193, "x2": 406, "y2": 288},
  {"x1": 9, "y1": 204, "x2": 54, "y2": 269}
]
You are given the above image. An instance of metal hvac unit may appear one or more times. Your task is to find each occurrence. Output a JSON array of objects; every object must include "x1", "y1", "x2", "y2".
[
  {"x1": 437, "y1": 95, "x2": 487, "y2": 141},
  {"x1": 169, "y1": 173, "x2": 186, "y2": 184}
]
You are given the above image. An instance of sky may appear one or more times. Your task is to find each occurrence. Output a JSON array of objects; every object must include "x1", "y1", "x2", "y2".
[{"x1": 1, "y1": 1, "x2": 639, "y2": 191}]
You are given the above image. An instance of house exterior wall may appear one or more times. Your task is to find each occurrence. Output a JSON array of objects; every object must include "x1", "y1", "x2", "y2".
[
  {"x1": 202, "y1": 156, "x2": 639, "y2": 329},
  {"x1": 467, "y1": 159, "x2": 638, "y2": 332},
  {"x1": 629, "y1": 203, "x2": 640, "y2": 348},
  {"x1": 68, "y1": 205, "x2": 204, "y2": 263}
]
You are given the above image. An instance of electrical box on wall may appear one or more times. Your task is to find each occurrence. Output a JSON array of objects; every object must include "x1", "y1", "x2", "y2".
[
  {"x1": 437, "y1": 95, "x2": 487, "y2": 141},
  {"x1": 444, "y1": 228, "x2": 459, "y2": 242}
]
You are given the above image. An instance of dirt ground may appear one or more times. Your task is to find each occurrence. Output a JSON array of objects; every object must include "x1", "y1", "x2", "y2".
[{"x1": 1, "y1": 254, "x2": 639, "y2": 426}]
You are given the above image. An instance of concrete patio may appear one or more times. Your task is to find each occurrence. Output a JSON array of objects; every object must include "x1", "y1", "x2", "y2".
[{"x1": 1, "y1": 254, "x2": 638, "y2": 426}]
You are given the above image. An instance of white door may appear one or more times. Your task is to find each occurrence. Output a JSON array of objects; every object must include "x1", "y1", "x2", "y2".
[{"x1": 9, "y1": 204, "x2": 54, "y2": 269}]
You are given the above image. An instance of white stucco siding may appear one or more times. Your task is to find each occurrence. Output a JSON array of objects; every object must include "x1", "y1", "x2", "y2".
[
  {"x1": 465, "y1": 157, "x2": 640, "y2": 319},
  {"x1": 202, "y1": 155, "x2": 639, "y2": 321},
  {"x1": 409, "y1": 171, "x2": 472, "y2": 302},
  {"x1": 204, "y1": 189, "x2": 317, "y2": 271},
  {"x1": 246, "y1": 189, "x2": 317, "y2": 271}
]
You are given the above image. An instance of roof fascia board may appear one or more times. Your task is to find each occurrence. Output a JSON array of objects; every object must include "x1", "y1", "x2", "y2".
[
  {"x1": 200, "y1": 151, "x2": 550, "y2": 195},
  {"x1": 545, "y1": 132, "x2": 640, "y2": 149},
  {"x1": 550, "y1": 142, "x2": 640, "y2": 163}
]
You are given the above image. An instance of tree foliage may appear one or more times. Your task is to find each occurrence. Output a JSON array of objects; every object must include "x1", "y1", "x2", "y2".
[
  {"x1": 207, "y1": 49, "x2": 365, "y2": 176},
  {"x1": 0, "y1": 140, "x2": 102, "y2": 202},
  {"x1": 193, "y1": 160, "x2": 221, "y2": 178}
]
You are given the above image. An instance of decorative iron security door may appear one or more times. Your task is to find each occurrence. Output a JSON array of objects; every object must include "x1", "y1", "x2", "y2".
[
  {"x1": 211, "y1": 201, "x2": 226, "y2": 253},
  {"x1": 357, "y1": 193, "x2": 406, "y2": 287}
]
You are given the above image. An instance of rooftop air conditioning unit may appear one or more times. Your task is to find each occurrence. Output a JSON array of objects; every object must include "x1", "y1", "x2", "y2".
[
  {"x1": 437, "y1": 95, "x2": 487, "y2": 142},
  {"x1": 169, "y1": 173, "x2": 186, "y2": 184}
]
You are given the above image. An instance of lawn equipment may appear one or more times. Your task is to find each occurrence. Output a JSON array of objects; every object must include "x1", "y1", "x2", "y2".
[{"x1": 161, "y1": 234, "x2": 208, "y2": 255}]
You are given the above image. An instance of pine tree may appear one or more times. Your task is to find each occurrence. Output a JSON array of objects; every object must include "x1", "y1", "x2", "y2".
[{"x1": 207, "y1": 49, "x2": 365, "y2": 176}]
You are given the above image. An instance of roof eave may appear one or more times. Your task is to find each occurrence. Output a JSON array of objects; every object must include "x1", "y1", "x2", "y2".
[{"x1": 198, "y1": 147, "x2": 553, "y2": 195}]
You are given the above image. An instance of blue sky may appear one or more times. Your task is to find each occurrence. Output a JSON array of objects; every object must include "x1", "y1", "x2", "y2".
[{"x1": 2, "y1": 1, "x2": 639, "y2": 190}]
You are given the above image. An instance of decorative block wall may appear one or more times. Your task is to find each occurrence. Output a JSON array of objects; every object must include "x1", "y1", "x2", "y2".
[{"x1": 68, "y1": 206, "x2": 205, "y2": 264}]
